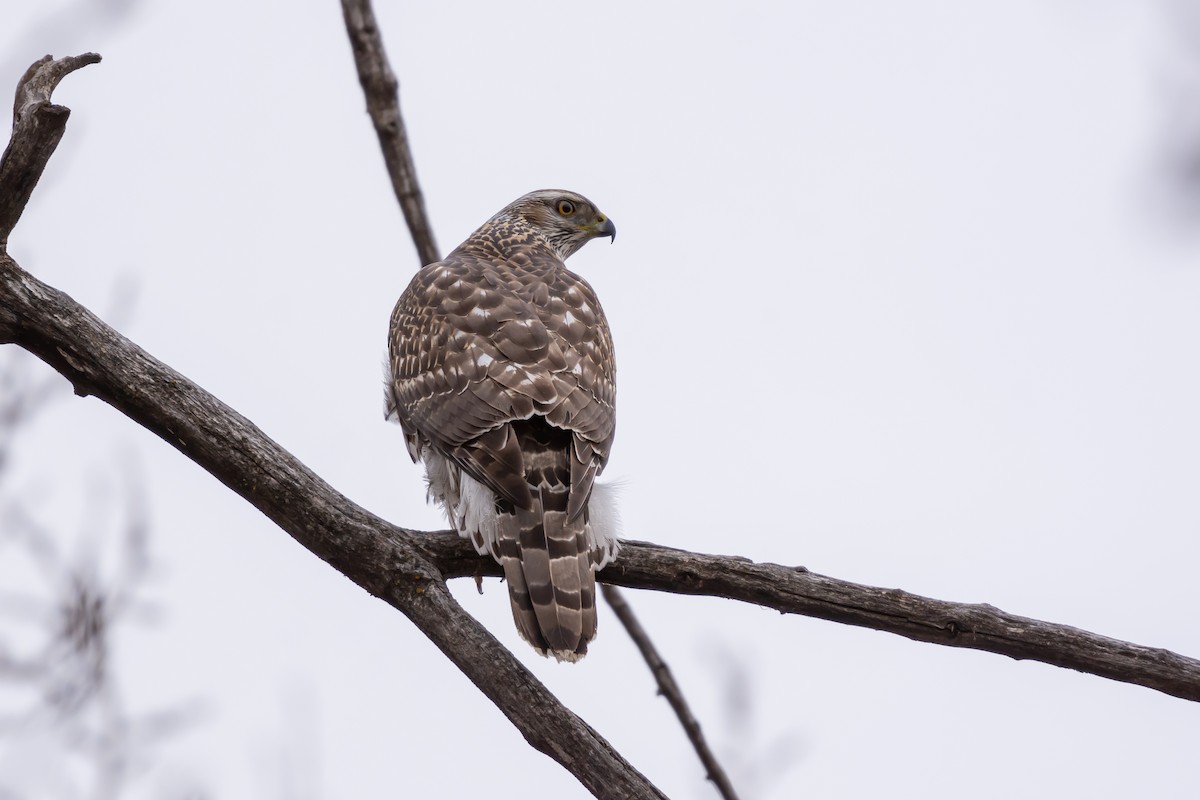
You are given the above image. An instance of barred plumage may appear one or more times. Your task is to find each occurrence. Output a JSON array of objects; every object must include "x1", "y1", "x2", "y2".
[{"x1": 386, "y1": 190, "x2": 619, "y2": 661}]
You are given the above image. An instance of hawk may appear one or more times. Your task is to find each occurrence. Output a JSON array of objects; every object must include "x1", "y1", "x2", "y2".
[{"x1": 386, "y1": 189, "x2": 620, "y2": 662}]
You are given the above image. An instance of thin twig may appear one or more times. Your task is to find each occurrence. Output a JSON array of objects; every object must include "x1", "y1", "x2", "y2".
[
  {"x1": 603, "y1": 584, "x2": 741, "y2": 800},
  {"x1": 340, "y1": 0, "x2": 439, "y2": 266}
]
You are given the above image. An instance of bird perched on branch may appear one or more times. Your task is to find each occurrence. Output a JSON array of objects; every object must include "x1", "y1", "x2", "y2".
[{"x1": 386, "y1": 190, "x2": 620, "y2": 661}]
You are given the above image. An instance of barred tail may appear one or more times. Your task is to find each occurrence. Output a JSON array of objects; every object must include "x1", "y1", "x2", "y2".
[{"x1": 496, "y1": 424, "x2": 596, "y2": 662}]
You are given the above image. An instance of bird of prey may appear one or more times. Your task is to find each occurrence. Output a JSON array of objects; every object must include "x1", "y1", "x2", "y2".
[{"x1": 386, "y1": 190, "x2": 619, "y2": 662}]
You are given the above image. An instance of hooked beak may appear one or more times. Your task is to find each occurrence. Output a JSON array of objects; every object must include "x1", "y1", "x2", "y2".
[{"x1": 593, "y1": 215, "x2": 616, "y2": 243}]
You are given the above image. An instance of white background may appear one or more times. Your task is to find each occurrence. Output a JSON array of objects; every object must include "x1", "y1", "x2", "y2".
[{"x1": 3, "y1": 1, "x2": 1200, "y2": 797}]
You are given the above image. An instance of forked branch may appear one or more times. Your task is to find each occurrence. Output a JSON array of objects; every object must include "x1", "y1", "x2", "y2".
[
  {"x1": 0, "y1": 54, "x2": 665, "y2": 800},
  {"x1": 4, "y1": 48, "x2": 1200, "y2": 800}
]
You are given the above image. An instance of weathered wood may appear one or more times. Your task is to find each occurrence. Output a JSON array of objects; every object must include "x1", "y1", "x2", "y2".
[
  {"x1": 0, "y1": 53, "x2": 101, "y2": 251},
  {"x1": 420, "y1": 532, "x2": 1200, "y2": 703}
]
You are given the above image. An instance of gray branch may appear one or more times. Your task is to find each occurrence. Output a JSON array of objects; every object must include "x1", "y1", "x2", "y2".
[
  {"x1": 419, "y1": 533, "x2": 1200, "y2": 703},
  {"x1": 340, "y1": 0, "x2": 440, "y2": 266},
  {"x1": 0, "y1": 54, "x2": 665, "y2": 800},
  {"x1": 602, "y1": 584, "x2": 741, "y2": 800},
  {"x1": 0, "y1": 53, "x2": 100, "y2": 250}
]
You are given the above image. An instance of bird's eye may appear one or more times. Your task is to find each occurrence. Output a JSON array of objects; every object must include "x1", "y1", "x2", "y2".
[{"x1": 556, "y1": 200, "x2": 576, "y2": 216}]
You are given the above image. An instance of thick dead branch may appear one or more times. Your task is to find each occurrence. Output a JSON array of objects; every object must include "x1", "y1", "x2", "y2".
[
  {"x1": 419, "y1": 533, "x2": 1200, "y2": 703},
  {"x1": 0, "y1": 54, "x2": 664, "y2": 800},
  {"x1": 603, "y1": 584, "x2": 741, "y2": 800},
  {"x1": 0, "y1": 53, "x2": 100, "y2": 251},
  {"x1": 340, "y1": 0, "x2": 439, "y2": 266}
]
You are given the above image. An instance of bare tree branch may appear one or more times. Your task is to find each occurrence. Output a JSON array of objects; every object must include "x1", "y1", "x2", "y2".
[
  {"x1": 0, "y1": 52, "x2": 100, "y2": 250},
  {"x1": 602, "y1": 584, "x2": 741, "y2": 800},
  {"x1": 0, "y1": 55, "x2": 665, "y2": 800},
  {"x1": 6, "y1": 46, "x2": 1200, "y2": 800},
  {"x1": 340, "y1": 0, "x2": 439, "y2": 266},
  {"x1": 417, "y1": 533, "x2": 1200, "y2": 703}
]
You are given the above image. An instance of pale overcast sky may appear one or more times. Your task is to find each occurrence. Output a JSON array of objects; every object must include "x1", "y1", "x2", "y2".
[{"x1": 3, "y1": 1, "x2": 1200, "y2": 798}]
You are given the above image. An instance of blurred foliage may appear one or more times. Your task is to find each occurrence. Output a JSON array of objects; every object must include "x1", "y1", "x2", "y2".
[{"x1": 0, "y1": 351, "x2": 199, "y2": 800}]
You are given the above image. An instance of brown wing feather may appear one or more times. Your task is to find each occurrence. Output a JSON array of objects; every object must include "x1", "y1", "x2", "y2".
[{"x1": 388, "y1": 239, "x2": 614, "y2": 511}]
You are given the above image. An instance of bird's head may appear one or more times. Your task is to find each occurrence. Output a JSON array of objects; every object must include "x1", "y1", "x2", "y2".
[{"x1": 499, "y1": 189, "x2": 616, "y2": 261}]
